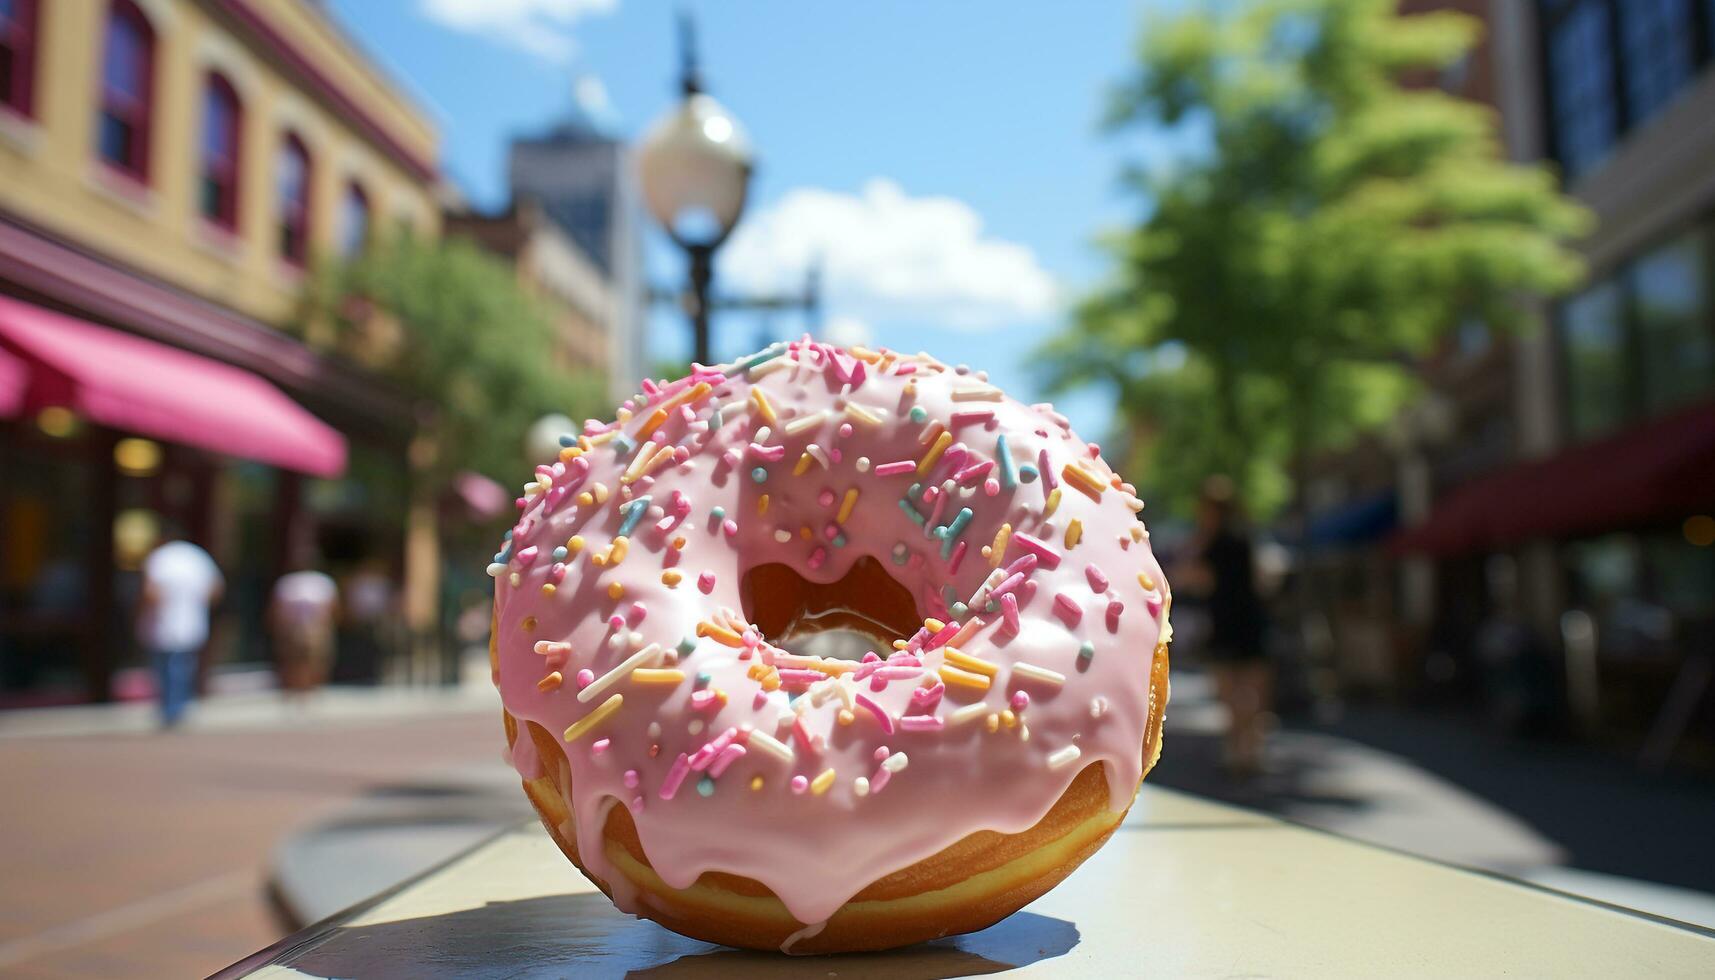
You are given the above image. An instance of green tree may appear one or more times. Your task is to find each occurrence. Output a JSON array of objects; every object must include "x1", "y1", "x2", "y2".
[{"x1": 1039, "y1": 0, "x2": 1590, "y2": 517}]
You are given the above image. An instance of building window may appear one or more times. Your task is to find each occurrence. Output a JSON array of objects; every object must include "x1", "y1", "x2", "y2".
[
  {"x1": 1629, "y1": 233, "x2": 1711, "y2": 416},
  {"x1": 1617, "y1": 0, "x2": 1697, "y2": 124},
  {"x1": 0, "y1": 0, "x2": 38, "y2": 118},
  {"x1": 200, "y1": 74, "x2": 242, "y2": 231},
  {"x1": 277, "y1": 132, "x2": 311, "y2": 266},
  {"x1": 98, "y1": 0, "x2": 155, "y2": 180},
  {"x1": 1561, "y1": 279, "x2": 1628, "y2": 440},
  {"x1": 1544, "y1": 1, "x2": 1619, "y2": 178},
  {"x1": 339, "y1": 181, "x2": 369, "y2": 258}
]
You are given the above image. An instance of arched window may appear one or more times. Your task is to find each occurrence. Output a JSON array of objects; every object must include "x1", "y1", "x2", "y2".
[
  {"x1": 0, "y1": 0, "x2": 39, "y2": 118},
  {"x1": 277, "y1": 132, "x2": 312, "y2": 266},
  {"x1": 339, "y1": 181, "x2": 369, "y2": 258},
  {"x1": 199, "y1": 73, "x2": 242, "y2": 230},
  {"x1": 98, "y1": 0, "x2": 155, "y2": 180}
]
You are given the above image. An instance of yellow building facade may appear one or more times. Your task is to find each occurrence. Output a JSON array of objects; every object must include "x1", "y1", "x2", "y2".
[{"x1": 0, "y1": 0, "x2": 439, "y2": 328}]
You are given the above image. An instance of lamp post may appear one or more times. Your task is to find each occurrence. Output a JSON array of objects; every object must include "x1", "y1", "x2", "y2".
[{"x1": 637, "y1": 13, "x2": 754, "y2": 366}]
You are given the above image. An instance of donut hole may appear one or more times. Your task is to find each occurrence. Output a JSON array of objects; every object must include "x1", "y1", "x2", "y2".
[{"x1": 740, "y1": 557, "x2": 922, "y2": 662}]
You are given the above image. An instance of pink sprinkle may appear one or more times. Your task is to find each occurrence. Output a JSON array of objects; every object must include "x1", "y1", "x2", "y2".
[
  {"x1": 948, "y1": 538, "x2": 969, "y2": 573},
  {"x1": 992, "y1": 571, "x2": 1027, "y2": 600},
  {"x1": 983, "y1": 478, "x2": 1000, "y2": 496},
  {"x1": 910, "y1": 683, "x2": 944, "y2": 712},
  {"x1": 575, "y1": 668, "x2": 595, "y2": 689},
  {"x1": 591, "y1": 738, "x2": 611, "y2": 755},
  {"x1": 790, "y1": 775, "x2": 809, "y2": 794},
  {"x1": 923, "y1": 621, "x2": 959, "y2": 650},
  {"x1": 752, "y1": 690, "x2": 769, "y2": 708},
  {"x1": 514, "y1": 546, "x2": 538, "y2": 565},
  {"x1": 894, "y1": 363, "x2": 918, "y2": 375},
  {"x1": 1001, "y1": 553, "x2": 1040, "y2": 579},
  {"x1": 828, "y1": 447, "x2": 843, "y2": 464},
  {"x1": 748, "y1": 442, "x2": 786, "y2": 461},
  {"x1": 823, "y1": 523, "x2": 840, "y2": 540},
  {"x1": 853, "y1": 693, "x2": 895, "y2": 734},
  {"x1": 792, "y1": 716, "x2": 818, "y2": 754},
  {"x1": 690, "y1": 690, "x2": 721, "y2": 712},
  {"x1": 871, "y1": 665, "x2": 923, "y2": 683},
  {"x1": 1001, "y1": 592, "x2": 1021, "y2": 634},
  {"x1": 1086, "y1": 565, "x2": 1109, "y2": 593},
  {"x1": 721, "y1": 449, "x2": 742, "y2": 468},
  {"x1": 607, "y1": 614, "x2": 625, "y2": 629},
  {"x1": 1053, "y1": 593, "x2": 1083, "y2": 625},
  {"x1": 953, "y1": 459, "x2": 994, "y2": 485},
  {"x1": 659, "y1": 753, "x2": 692, "y2": 800},
  {"x1": 1010, "y1": 690, "x2": 1030, "y2": 711},
  {"x1": 548, "y1": 562, "x2": 568, "y2": 584},
  {"x1": 838, "y1": 422, "x2": 854, "y2": 438},
  {"x1": 698, "y1": 571, "x2": 717, "y2": 594},
  {"x1": 1107, "y1": 599, "x2": 1125, "y2": 628},
  {"x1": 1011, "y1": 531, "x2": 1063, "y2": 570},
  {"x1": 869, "y1": 767, "x2": 892, "y2": 794},
  {"x1": 624, "y1": 769, "x2": 640, "y2": 789},
  {"x1": 818, "y1": 488, "x2": 836, "y2": 507},
  {"x1": 950, "y1": 410, "x2": 994, "y2": 426},
  {"x1": 628, "y1": 602, "x2": 647, "y2": 624},
  {"x1": 708, "y1": 743, "x2": 747, "y2": 777},
  {"x1": 722, "y1": 519, "x2": 738, "y2": 538},
  {"x1": 1039, "y1": 448, "x2": 1058, "y2": 490},
  {"x1": 515, "y1": 497, "x2": 526, "y2": 511},
  {"x1": 873, "y1": 460, "x2": 916, "y2": 476},
  {"x1": 1146, "y1": 593, "x2": 1163, "y2": 617},
  {"x1": 874, "y1": 746, "x2": 891, "y2": 762},
  {"x1": 897, "y1": 715, "x2": 943, "y2": 733},
  {"x1": 777, "y1": 668, "x2": 824, "y2": 689},
  {"x1": 808, "y1": 546, "x2": 828, "y2": 570}
]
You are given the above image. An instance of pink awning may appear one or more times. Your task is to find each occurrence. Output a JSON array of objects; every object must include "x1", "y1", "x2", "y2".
[{"x1": 0, "y1": 294, "x2": 346, "y2": 477}]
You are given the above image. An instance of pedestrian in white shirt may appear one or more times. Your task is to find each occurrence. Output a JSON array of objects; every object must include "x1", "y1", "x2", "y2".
[
  {"x1": 137, "y1": 539, "x2": 224, "y2": 727},
  {"x1": 270, "y1": 569, "x2": 339, "y2": 694}
]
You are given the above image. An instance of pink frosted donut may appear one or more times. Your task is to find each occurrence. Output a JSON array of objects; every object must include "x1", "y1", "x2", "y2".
[{"x1": 490, "y1": 339, "x2": 1171, "y2": 953}]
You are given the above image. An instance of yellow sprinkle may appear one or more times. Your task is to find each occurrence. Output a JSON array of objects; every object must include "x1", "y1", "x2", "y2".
[
  {"x1": 520, "y1": 616, "x2": 538, "y2": 632},
  {"x1": 837, "y1": 708, "x2": 855, "y2": 726},
  {"x1": 924, "y1": 618, "x2": 946, "y2": 633},
  {"x1": 537, "y1": 671, "x2": 563, "y2": 692},
  {"x1": 918, "y1": 431, "x2": 953, "y2": 475},
  {"x1": 750, "y1": 386, "x2": 778, "y2": 425},
  {"x1": 671, "y1": 535, "x2": 687, "y2": 550},
  {"x1": 985, "y1": 713, "x2": 1001, "y2": 733},
  {"x1": 576, "y1": 491, "x2": 594, "y2": 507},
  {"x1": 630, "y1": 668, "x2": 686, "y2": 685},
  {"x1": 697, "y1": 622, "x2": 745, "y2": 647},
  {"x1": 1062, "y1": 462, "x2": 1106, "y2": 501},
  {"x1": 637, "y1": 407, "x2": 670, "y2": 439},
  {"x1": 567, "y1": 535, "x2": 584, "y2": 554},
  {"x1": 939, "y1": 664, "x2": 992, "y2": 692},
  {"x1": 593, "y1": 482, "x2": 610, "y2": 504},
  {"x1": 661, "y1": 570, "x2": 682, "y2": 587},
  {"x1": 585, "y1": 429, "x2": 617, "y2": 447},
  {"x1": 1064, "y1": 519, "x2": 1083, "y2": 548},
  {"x1": 750, "y1": 775, "x2": 765, "y2": 791},
  {"x1": 757, "y1": 493, "x2": 770, "y2": 515},
  {"x1": 1001, "y1": 708, "x2": 1017, "y2": 728},
  {"x1": 843, "y1": 402, "x2": 883, "y2": 428},
  {"x1": 558, "y1": 447, "x2": 580, "y2": 463},
  {"x1": 892, "y1": 639, "x2": 910, "y2": 650},
  {"x1": 810, "y1": 768, "x2": 837, "y2": 795},
  {"x1": 848, "y1": 345, "x2": 882, "y2": 363},
  {"x1": 563, "y1": 693, "x2": 624, "y2": 741},
  {"x1": 793, "y1": 452, "x2": 814, "y2": 476},
  {"x1": 836, "y1": 488, "x2": 860, "y2": 525},
  {"x1": 918, "y1": 420, "x2": 945, "y2": 446},
  {"x1": 540, "y1": 583, "x2": 556, "y2": 596},
  {"x1": 943, "y1": 648, "x2": 998, "y2": 677},
  {"x1": 609, "y1": 536, "x2": 629, "y2": 566},
  {"x1": 988, "y1": 523, "x2": 1013, "y2": 567},
  {"x1": 1044, "y1": 486, "x2": 1062, "y2": 518},
  {"x1": 1138, "y1": 572, "x2": 1157, "y2": 591},
  {"x1": 606, "y1": 581, "x2": 625, "y2": 600}
]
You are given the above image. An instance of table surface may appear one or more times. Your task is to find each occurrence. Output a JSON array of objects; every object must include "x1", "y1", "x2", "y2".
[{"x1": 221, "y1": 786, "x2": 1715, "y2": 979}]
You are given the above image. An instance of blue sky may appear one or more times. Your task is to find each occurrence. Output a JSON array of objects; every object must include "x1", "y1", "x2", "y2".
[{"x1": 328, "y1": 0, "x2": 1178, "y2": 439}]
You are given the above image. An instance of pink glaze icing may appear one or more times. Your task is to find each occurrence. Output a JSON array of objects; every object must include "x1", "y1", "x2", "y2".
[{"x1": 489, "y1": 339, "x2": 1171, "y2": 934}]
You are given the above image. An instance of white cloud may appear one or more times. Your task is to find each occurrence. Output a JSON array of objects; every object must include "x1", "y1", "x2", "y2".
[
  {"x1": 419, "y1": 0, "x2": 617, "y2": 62},
  {"x1": 720, "y1": 179, "x2": 1059, "y2": 331},
  {"x1": 573, "y1": 74, "x2": 613, "y2": 121},
  {"x1": 823, "y1": 315, "x2": 874, "y2": 349}
]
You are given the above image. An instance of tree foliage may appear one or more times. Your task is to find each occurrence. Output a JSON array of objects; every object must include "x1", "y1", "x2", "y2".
[
  {"x1": 307, "y1": 235, "x2": 607, "y2": 488},
  {"x1": 1039, "y1": 0, "x2": 1591, "y2": 516}
]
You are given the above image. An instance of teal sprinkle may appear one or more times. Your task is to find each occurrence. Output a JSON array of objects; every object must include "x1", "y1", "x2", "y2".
[
  {"x1": 696, "y1": 776, "x2": 716, "y2": 797},
  {"x1": 558, "y1": 434, "x2": 577, "y2": 447},
  {"x1": 750, "y1": 466, "x2": 768, "y2": 483},
  {"x1": 503, "y1": 528, "x2": 514, "y2": 539},
  {"x1": 832, "y1": 534, "x2": 847, "y2": 548},
  {"x1": 1018, "y1": 464, "x2": 1039, "y2": 484},
  {"x1": 677, "y1": 637, "x2": 697, "y2": 656},
  {"x1": 612, "y1": 435, "x2": 634, "y2": 455},
  {"x1": 551, "y1": 546, "x2": 568, "y2": 562},
  {"x1": 940, "y1": 508, "x2": 974, "y2": 559},
  {"x1": 942, "y1": 585, "x2": 957, "y2": 607},
  {"x1": 1078, "y1": 641, "x2": 1096, "y2": 660},
  {"x1": 985, "y1": 599, "x2": 1000, "y2": 613},
  {"x1": 996, "y1": 434, "x2": 1018, "y2": 490},
  {"x1": 951, "y1": 601, "x2": 969, "y2": 618},
  {"x1": 711, "y1": 506, "x2": 726, "y2": 520},
  {"x1": 493, "y1": 551, "x2": 506, "y2": 563},
  {"x1": 909, "y1": 406, "x2": 928, "y2": 423},
  {"x1": 695, "y1": 671, "x2": 712, "y2": 688},
  {"x1": 906, "y1": 482, "x2": 923, "y2": 500},
  {"x1": 898, "y1": 499, "x2": 925, "y2": 525},
  {"x1": 736, "y1": 342, "x2": 787, "y2": 373},
  {"x1": 617, "y1": 495, "x2": 651, "y2": 537},
  {"x1": 709, "y1": 408, "x2": 723, "y2": 429}
]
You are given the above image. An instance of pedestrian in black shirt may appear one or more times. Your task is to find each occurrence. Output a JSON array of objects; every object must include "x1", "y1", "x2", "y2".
[{"x1": 1188, "y1": 476, "x2": 1271, "y2": 776}]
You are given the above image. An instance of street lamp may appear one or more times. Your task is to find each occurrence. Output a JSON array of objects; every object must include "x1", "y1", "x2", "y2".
[{"x1": 637, "y1": 13, "x2": 753, "y2": 366}]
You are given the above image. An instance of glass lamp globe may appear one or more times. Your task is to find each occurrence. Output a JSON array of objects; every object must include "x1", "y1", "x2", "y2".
[{"x1": 637, "y1": 93, "x2": 754, "y2": 248}]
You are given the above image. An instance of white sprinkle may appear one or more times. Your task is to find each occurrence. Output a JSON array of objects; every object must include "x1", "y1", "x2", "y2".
[
  {"x1": 951, "y1": 384, "x2": 1003, "y2": 402},
  {"x1": 783, "y1": 411, "x2": 827, "y2": 436},
  {"x1": 1047, "y1": 745, "x2": 1081, "y2": 770},
  {"x1": 881, "y1": 751, "x2": 909, "y2": 772},
  {"x1": 1012, "y1": 662, "x2": 1066, "y2": 687},
  {"x1": 1090, "y1": 696, "x2": 1109, "y2": 719},
  {"x1": 746, "y1": 729, "x2": 795, "y2": 764},
  {"x1": 688, "y1": 719, "x2": 704, "y2": 735},
  {"x1": 949, "y1": 703, "x2": 990, "y2": 726},
  {"x1": 853, "y1": 776, "x2": 870, "y2": 797},
  {"x1": 754, "y1": 425, "x2": 773, "y2": 443},
  {"x1": 749, "y1": 356, "x2": 789, "y2": 379},
  {"x1": 773, "y1": 529, "x2": 792, "y2": 543},
  {"x1": 578, "y1": 644, "x2": 662, "y2": 703},
  {"x1": 856, "y1": 456, "x2": 872, "y2": 472},
  {"x1": 648, "y1": 721, "x2": 663, "y2": 738},
  {"x1": 486, "y1": 563, "x2": 506, "y2": 577}
]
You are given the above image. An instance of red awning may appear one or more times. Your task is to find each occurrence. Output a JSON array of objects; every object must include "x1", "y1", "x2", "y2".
[
  {"x1": 0, "y1": 294, "x2": 346, "y2": 477},
  {"x1": 1392, "y1": 400, "x2": 1715, "y2": 557}
]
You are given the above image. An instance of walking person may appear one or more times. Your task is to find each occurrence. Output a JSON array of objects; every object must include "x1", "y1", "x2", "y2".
[
  {"x1": 1188, "y1": 476, "x2": 1272, "y2": 777},
  {"x1": 136, "y1": 537, "x2": 224, "y2": 728},
  {"x1": 269, "y1": 568, "x2": 340, "y2": 697}
]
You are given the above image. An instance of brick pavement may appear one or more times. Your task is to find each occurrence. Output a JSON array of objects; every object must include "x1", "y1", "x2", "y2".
[{"x1": 0, "y1": 708, "x2": 502, "y2": 978}]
